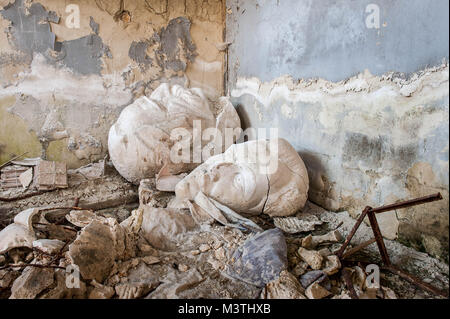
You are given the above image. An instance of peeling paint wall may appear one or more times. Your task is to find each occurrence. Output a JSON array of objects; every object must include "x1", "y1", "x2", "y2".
[
  {"x1": 227, "y1": 0, "x2": 449, "y2": 259},
  {"x1": 0, "y1": 0, "x2": 226, "y2": 167}
]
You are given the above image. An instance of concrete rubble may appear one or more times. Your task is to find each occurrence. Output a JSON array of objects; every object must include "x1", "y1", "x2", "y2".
[
  {"x1": 1, "y1": 170, "x2": 447, "y2": 299},
  {"x1": 0, "y1": 86, "x2": 448, "y2": 300}
]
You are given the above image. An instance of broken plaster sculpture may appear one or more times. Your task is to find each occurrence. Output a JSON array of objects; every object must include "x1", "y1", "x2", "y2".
[
  {"x1": 108, "y1": 83, "x2": 241, "y2": 184},
  {"x1": 175, "y1": 138, "x2": 309, "y2": 217}
]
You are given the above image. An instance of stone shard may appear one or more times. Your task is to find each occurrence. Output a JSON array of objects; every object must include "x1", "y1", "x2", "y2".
[
  {"x1": 19, "y1": 168, "x2": 33, "y2": 189},
  {"x1": 305, "y1": 282, "x2": 331, "y2": 299},
  {"x1": 298, "y1": 247, "x2": 323, "y2": 270},
  {"x1": 225, "y1": 228, "x2": 288, "y2": 287},
  {"x1": 65, "y1": 210, "x2": 102, "y2": 228},
  {"x1": 146, "y1": 268, "x2": 204, "y2": 299},
  {"x1": 115, "y1": 262, "x2": 160, "y2": 299},
  {"x1": 274, "y1": 215, "x2": 323, "y2": 233},
  {"x1": 108, "y1": 83, "x2": 241, "y2": 184},
  {"x1": 352, "y1": 266, "x2": 366, "y2": 290},
  {"x1": 176, "y1": 138, "x2": 309, "y2": 217},
  {"x1": 40, "y1": 269, "x2": 87, "y2": 299},
  {"x1": 0, "y1": 269, "x2": 20, "y2": 290},
  {"x1": 32, "y1": 239, "x2": 65, "y2": 255},
  {"x1": 68, "y1": 220, "x2": 117, "y2": 282},
  {"x1": 299, "y1": 270, "x2": 330, "y2": 289},
  {"x1": 301, "y1": 230, "x2": 343, "y2": 249},
  {"x1": 139, "y1": 206, "x2": 197, "y2": 251},
  {"x1": 138, "y1": 179, "x2": 174, "y2": 208},
  {"x1": 89, "y1": 280, "x2": 115, "y2": 299},
  {"x1": 9, "y1": 266, "x2": 54, "y2": 299},
  {"x1": 185, "y1": 200, "x2": 215, "y2": 225},
  {"x1": 262, "y1": 270, "x2": 306, "y2": 299},
  {"x1": 322, "y1": 255, "x2": 341, "y2": 276},
  {"x1": 194, "y1": 192, "x2": 229, "y2": 225},
  {"x1": 381, "y1": 286, "x2": 397, "y2": 299}
]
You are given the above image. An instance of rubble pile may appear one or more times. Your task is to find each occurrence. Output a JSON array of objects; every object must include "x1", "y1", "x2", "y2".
[
  {"x1": 2, "y1": 175, "x2": 448, "y2": 299},
  {"x1": 0, "y1": 84, "x2": 448, "y2": 299}
]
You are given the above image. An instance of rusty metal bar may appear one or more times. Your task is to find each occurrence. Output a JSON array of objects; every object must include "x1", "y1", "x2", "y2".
[
  {"x1": 336, "y1": 192, "x2": 445, "y2": 298},
  {"x1": 342, "y1": 268, "x2": 359, "y2": 299},
  {"x1": 367, "y1": 210, "x2": 391, "y2": 266},
  {"x1": 383, "y1": 265, "x2": 449, "y2": 298},
  {"x1": 336, "y1": 206, "x2": 370, "y2": 259},
  {"x1": 341, "y1": 238, "x2": 377, "y2": 259},
  {"x1": 370, "y1": 193, "x2": 442, "y2": 214}
]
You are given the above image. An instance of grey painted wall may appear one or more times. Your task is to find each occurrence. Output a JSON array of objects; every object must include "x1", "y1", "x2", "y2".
[
  {"x1": 226, "y1": 0, "x2": 449, "y2": 258},
  {"x1": 226, "y1": 0, "x2": 449, "y2": 84}
]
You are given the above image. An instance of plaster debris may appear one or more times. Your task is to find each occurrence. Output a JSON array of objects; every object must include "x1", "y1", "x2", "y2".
[
  {"x1": 262, "y1": 270, "x2": 306, "y2": 299},
  {"x1": 32, "y1": 239, "x2": 64, "y2": 255},
  {"x1": 298, "y1": 247, "x2": 323, "y2": 270},
  {"x1": 274, "y1": 215, "x2": 323, "y2": 233},
  {"x1": 18, "y1": 168, "x2": 32, "y2": 189},
  {"x1": 305, "y1": 282, "x2": 331, "y2": 299},
  {"x1": 9, "y1": 266, "x2": 54, "y2": 299},
  {"x1": 68, "y1": 220, "x2": 119, "y2": 282},
  {"x1": 301, "y1": 230, "x2": 343, "y2": 249}
]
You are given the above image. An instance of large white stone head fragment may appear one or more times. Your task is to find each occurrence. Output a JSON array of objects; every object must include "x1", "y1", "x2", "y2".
[
  {"x1": 175, "y1": 138, "x2": 309, "y2": 217},
  {"x1": 108, "y1": 83, "x2": 241, "y2": 184}
]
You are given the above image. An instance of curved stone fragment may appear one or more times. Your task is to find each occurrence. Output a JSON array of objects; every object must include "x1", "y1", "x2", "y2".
[
  {"x1": 14, "y1": 208, "x2": 40, "y2": 231},
  {"x1": 65, "y1": 210, "x2": 102, "y2": 228},
  {"x1": 0, "y1": 224, "x2": 36, "y2": 254}
]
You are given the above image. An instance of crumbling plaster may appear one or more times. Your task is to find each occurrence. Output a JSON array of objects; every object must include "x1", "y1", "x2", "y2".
[
  {"x1": 0, "y1": 0, "x2": 226, "y2": 167},
  {"x1": 226, "y1": 0, "x2": 449, "y2": 259}
]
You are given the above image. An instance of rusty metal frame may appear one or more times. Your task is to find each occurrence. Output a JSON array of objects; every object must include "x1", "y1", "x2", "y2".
[{"x1": 335, "y1": 192, "x2": 448, "y2": 299}]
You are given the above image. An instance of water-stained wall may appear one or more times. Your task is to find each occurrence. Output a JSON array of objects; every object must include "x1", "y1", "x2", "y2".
[
  {"x1": 227, "y1": 0, "x2": 449, "y2": 259},
  {"x1": 0, "y1": 0, "x2": 226, "y2": 167}
]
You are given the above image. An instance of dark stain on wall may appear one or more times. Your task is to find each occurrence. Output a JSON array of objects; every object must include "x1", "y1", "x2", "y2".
[
  {"x1": 1, "y1": 0, "x2": 111, "y2": 75},
  {"x1": 128, "y1": 40, "x2": 153, "y2": 70},
  {"x1": 128, "y1": 16, "x2": 197, "y2": 73},
  {"x1": 342, "y1": 132, "x2": 384, "y2": 168}
]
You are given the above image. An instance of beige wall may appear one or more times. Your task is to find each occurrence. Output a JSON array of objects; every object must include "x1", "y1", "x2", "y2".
[{"x1": 0, "y1": 0, "x2": 226, "y2": 168}]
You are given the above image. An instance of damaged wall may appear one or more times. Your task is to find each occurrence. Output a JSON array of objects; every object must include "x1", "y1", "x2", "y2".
[
  {"x1": 226, "y1": 0, "x2": 449, "y2": 259},
  {"x1": 0, "y1": 0, "x2": 226, "y2": 167}
]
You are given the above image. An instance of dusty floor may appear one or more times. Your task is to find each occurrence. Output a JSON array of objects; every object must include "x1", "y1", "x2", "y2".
[{"x1": 0, "y1": 161, "x2": 448, "y2": 299}]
